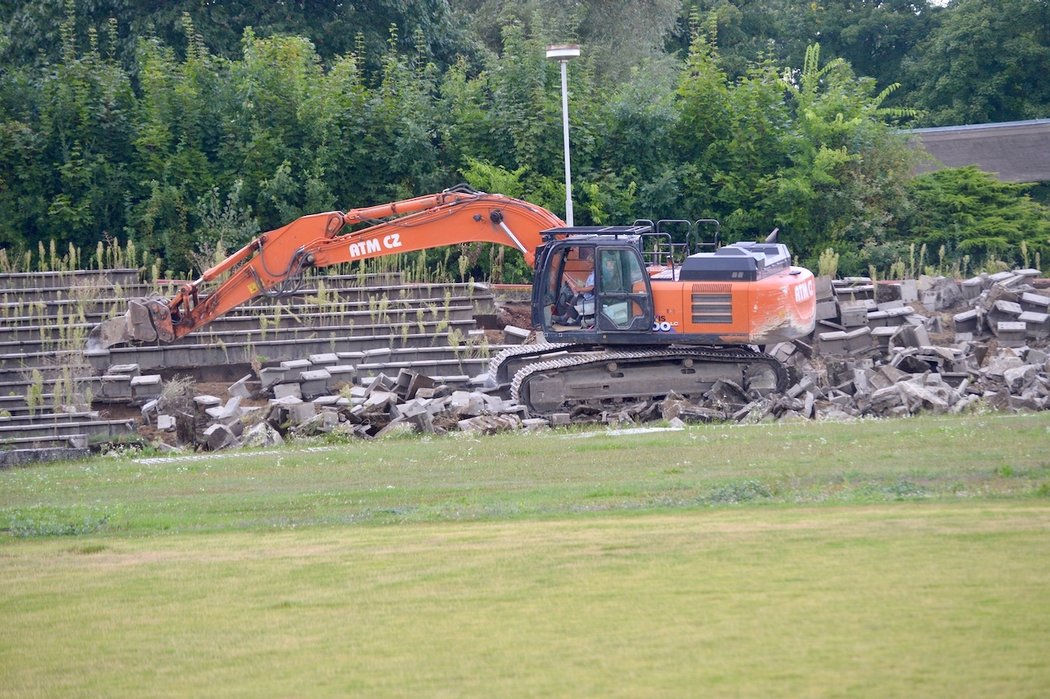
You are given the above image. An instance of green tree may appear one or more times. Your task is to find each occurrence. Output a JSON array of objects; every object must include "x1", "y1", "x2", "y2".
[
  {"x1": 35, "y1": 7, "x2": 136, "y2": 251},
  {"x1": 1, "y1": 0, "x2": 476, "y2": 76},
  {"x1": 452, "y1": 0, "x2": 683, "y2": 84},
  {"x1": 903, "y1": 166, "x2": 1050, "y2": 270},
  {"x1": 904, "y1": 0, "x2": 1050, "y2": 125}
]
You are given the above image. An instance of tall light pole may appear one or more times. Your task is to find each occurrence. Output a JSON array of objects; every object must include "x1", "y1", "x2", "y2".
[{"x1": 546, "y1": 44, "x2": 580, "y2": 226}]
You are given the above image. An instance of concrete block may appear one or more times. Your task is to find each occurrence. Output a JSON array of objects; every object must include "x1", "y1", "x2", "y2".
[
  {"x1": 892, "y1": 324, "x2": 931, "y2": 349},
  {"x1": 1025, "y1": 348, "x2": 1049, "y2": 367},
  {"x1": 203, "y1": 423, "x2": 235, "y2": 451},
  {"x1": 869, "y1": 306, "x2": 915, "y2": 328},
  {"x1": 1019, "y1": 311, "x2": 1049, "y2": 340},
  {"x1": 995, "y1": 321, "x2": 1027, "y2": 347},
  {"x1": 815, "y1": 276, "x2": 835, "y2": 301},
  {"x1": 279, "y1": 358, "x2": 312, "y2": 383},
  {"x1": 871, "y1": 326, "x2": 897, "y2": 352},
  {"x1": 870, "y1": 385, "x2": 905, "y2": 413},
  {"x1": 953, "y1": 309, "x2": 980, "y2": 334},
  {"x1": 838, "y1": 302, "x2": 870, "y2": 328},
  {"x1": 870, "y1": 365, "x2": 911, "y2": 390},
  {"x1": 405, "y1": 372, "x2": 435, "y2": 400},
  {"x1": 988, "y1": 271, "x2": 1015, "y2": 284},
  {"x1": 100, "y1": 374, "x2": 132, "y2": 399},
  {"x1": 325, "y1": 365, "x2": 357, "y2": 390},
  {"x1": 287, "y1": 401, "x2": 317, "y2": 425},
  {"x1": 449, "y1": 390, "x2": 485, "y2": 416},
  {"x1": 228, "y1": 374, "x2": 253, "y2": 399},
  {"x1": 1003, "y1": 365, "x2": 1038, "y2": 394},
  {"x1": 364, "y1": 390, "x2": 397, "y2": 411},
  {"x1": 457, "y1": 414, "x2": 521, "y2": 434},
  {"x1": 273, "y1": 382, "x2": 302, "y2": 400},
  {"x1": 815, "y1": 300, "x2": 838, "y2": 321},
  {"x1": 843, "y1": 327, "x2": 874, "y2": 353},
  {"x1": 362, "y1": 348, "x2": 393, "y2": 362},
  {"x1": 130, "y1": 374, "x2": 162, "y2": 400},
  {"x1": 960, "y1": 277, "x2": 984, "y2": 300},
  {"x1": 503, "y1": 325, "x2": 531, "y2": 344},
  {"x1": 157, "y1": 414, "x2": 176, "y2": 431},
  {"x1": 768, "y1": 342, "x2": 797, "y2": 363},
  {"x1": 193, "y1": 396, "x2": 222, "y2": 423},
  {"x1": 817, "y1": 330, "x2": 848, "y2": 355},
  {"x1": 242, "y1": 422, "x2": 284, "y2": 447},
  {"x1": 108, "y1": 363, "x2": 141, "y2": 377},
  {"x1": 521, "y1": 418, "x2": 551, "y2": 431},
  {"x1": 835, "y1": 283, "x2": 874, "y2": 301},
  {"x1": 991, "y1": 300, "x2": 1024, "y2": 320},
  {"x1": 376, "y1": 419, "x2": 416, "y2": 439},
  {"x1": 258, "y1": 367, "x2": 285, "y2": 389},
  {"x1": 140, "y1": 399, "x2": 159, "y2": 420},
  {"x1": 898, "y1": 279, "x2": 918, "y2": 302},
  {"x1": 300, "y1": 369, "x2": 332, "y2": 399},
  {"x1": 1020, "y1": 292, "x2": 1050, "y2": 314},
  {"x1": 308, "y1": 353, "x2": 340, "y2": 366},
  {"x1": 206, "y1": 396, "x2": 243, "y2": 423},
  {"x1": 898, "y1": 379, "x2": 951, "y2": 413}
]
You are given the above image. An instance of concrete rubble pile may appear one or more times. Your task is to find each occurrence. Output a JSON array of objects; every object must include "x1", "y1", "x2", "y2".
[
  {"x1": 154, "y1": 270, "x2": 1049, "y2": 451},
  {"x1": 143, "y1": 360, "x2": 549, "y2": 451}
]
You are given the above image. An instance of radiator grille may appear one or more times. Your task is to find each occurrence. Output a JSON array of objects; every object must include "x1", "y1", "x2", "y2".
[{"x1": 691, "y1": 291, "x2": 733, "y2": 324}]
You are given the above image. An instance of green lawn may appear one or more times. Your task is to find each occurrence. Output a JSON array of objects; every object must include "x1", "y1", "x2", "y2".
[{"x1": 2, "y1": 413, "x2": 1049, "y2": 697}]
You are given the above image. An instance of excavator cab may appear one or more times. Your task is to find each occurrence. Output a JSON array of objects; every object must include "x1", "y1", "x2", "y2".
[{"x1": 532, "y1": 230, "x2": 655, "y2": 341}]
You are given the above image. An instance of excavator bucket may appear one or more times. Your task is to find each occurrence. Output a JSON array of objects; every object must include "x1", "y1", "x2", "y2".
[{"x1": 86, "y1": 298, "x2": 175, "y2": 351}]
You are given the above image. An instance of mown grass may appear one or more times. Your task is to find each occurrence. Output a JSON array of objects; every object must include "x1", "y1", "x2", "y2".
[
  {"x1": 1, "y1": 412, "x2": 1049, "y2": 697},
  {"x1": 2, "y1": 413, "x2": 1049, "y2": 537}
]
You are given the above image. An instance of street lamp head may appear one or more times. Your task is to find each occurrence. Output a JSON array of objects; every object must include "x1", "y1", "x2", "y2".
[{"x1": 545, "y1": 44, "x2": 581, "y2": 61}]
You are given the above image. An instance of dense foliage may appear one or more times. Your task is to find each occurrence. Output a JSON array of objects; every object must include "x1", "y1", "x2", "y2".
[{"x1": 0, "y1": 1, "x2": 1047, "y2": 279}]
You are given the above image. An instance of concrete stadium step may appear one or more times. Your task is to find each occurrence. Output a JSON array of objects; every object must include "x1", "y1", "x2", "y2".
[
  {"x1": 0, "y1": 394, "x2": 94, "y2": 418},
  {"x1": 0, "y1": 311, "x2": 479, "y2": 354},
  {"x1": 0, "y1": 371, "x2": 106, "y2": 404},
  {"x1": 0, "y1": 269, "x2": 140, "y2": 291},
  {"x1": 0, "y1": 410, "x2": 102, "y2": 429},
  {"x1": 0, "y1": 417, "x2": 135, "y2": 443},
  {"x1": 0, "y1": 353, "x2": 88, "y2": 381},
  {"x1": 0, "y1": 285, "x2": 493, "y2": 330},
  {"x1": 0, "y1": 271, "x2": 408, "y2": 306},
  {"x1": 1, "y1": 447, "x2": 92, "y2": 467},
  {"x1": 83, "y1": 322, "x2": 486, "y2": 374}
]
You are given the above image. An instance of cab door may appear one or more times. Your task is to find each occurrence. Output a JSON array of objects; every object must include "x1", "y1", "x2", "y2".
[{"x1": 594, "y1": 247, "x2": 654, "y2": 333}]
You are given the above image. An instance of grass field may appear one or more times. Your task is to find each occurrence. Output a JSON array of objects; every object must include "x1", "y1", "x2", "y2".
[{"x1": 2, "y1": 412, "x2": 1049, "y2": 697}]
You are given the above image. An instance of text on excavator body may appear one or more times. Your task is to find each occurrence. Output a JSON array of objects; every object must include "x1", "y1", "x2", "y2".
[{"x1": 348, "y1": 233, "x2": 402, "y2": 259}]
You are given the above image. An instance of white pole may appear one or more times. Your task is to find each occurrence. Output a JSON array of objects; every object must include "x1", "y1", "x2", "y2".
[
  {"x1": 547, "y1": 44, "x2": 579, "y2": 227},
  {"x1": 558, "y1": 59, "x2": 574, "y2": 227}
]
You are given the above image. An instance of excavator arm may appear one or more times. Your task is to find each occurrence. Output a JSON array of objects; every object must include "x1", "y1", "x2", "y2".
[{"x1": 87, "y1": 189, "x2": 564, "y2": 350}]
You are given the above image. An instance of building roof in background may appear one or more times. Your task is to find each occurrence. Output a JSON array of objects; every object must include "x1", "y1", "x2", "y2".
[{"x1": 909, "y1": 119, "x2": 1050, "y2": 182}]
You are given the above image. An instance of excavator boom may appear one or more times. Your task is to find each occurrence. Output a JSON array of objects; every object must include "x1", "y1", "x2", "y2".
[{"x1": 86, "y1": 188, "x2": 563, "y2": 350}]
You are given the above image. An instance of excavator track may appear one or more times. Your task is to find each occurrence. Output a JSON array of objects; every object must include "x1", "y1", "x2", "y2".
[
  {"x1": 508, "y1": 346, "x2": 787, "y2": 417},
  {"x1": 485, "y1": 342, "x2": 575, "y2": 386}
]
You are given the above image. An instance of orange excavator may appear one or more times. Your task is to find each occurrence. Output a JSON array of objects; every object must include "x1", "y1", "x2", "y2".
[{"x1": 88, "y1": 186, "x2": 816, "y2": 416}]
